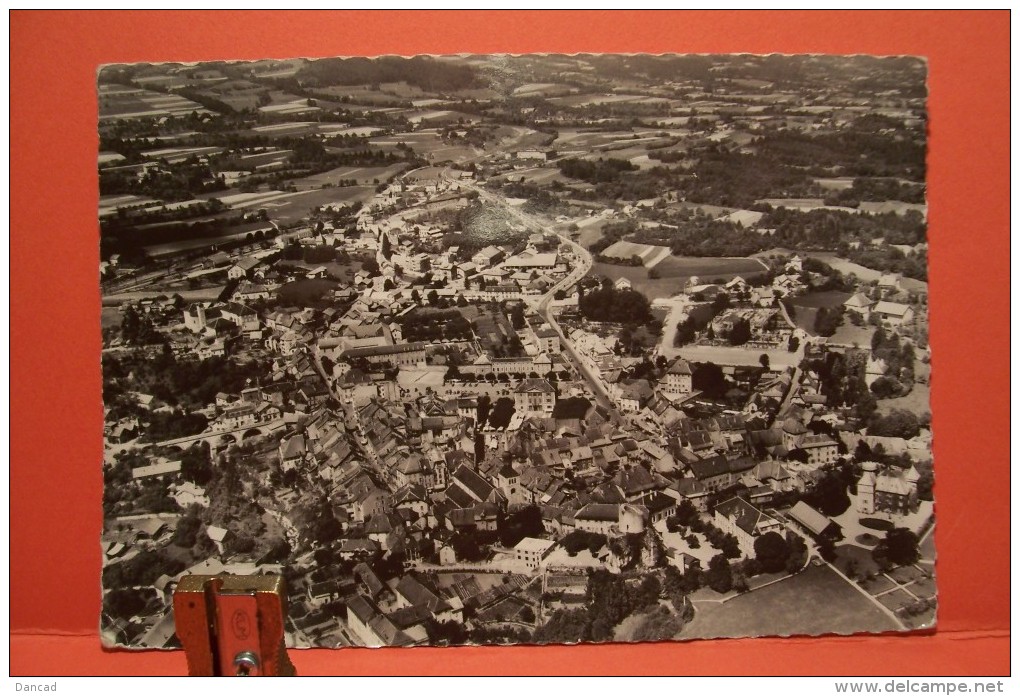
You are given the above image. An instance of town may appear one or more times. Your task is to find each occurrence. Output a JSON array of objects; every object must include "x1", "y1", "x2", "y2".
[{"x1": 98, "y1": 54, "x2": 934, "y2": 649}]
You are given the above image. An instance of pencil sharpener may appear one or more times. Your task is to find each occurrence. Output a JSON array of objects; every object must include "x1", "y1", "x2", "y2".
[{"x1": 173, "y1": 574, "x2": 296, "y2": 676}]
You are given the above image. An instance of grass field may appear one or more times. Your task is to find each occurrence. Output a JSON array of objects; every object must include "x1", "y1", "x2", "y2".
[
  {"x1": 877, "y1": 381, "x2": 931, "y2": 417},
  {"x1": 101, "y1": 307, "x2": 123, "y2": 330},
  {"x1": 592, "y1": 256, "x2": 766, "y2": 303},
  {"x1": 679, "y1": 564, "x2": 900, "y2": 640},
  {"x1": 788, "y1": 290, "x2": 851, "y2": 309},
  {"x1": 833, "y1": 544, "x2": 882, "y2": 578},
  {"x1": 264, "y1": 187, "x2": 378, "y2": 225},
  {"x1": 590, "y1": 262, "x2": 686, "y2": 302},
  {"x1": 652, "y1": 255, "x2": 767, "y2": 281},
  {"x1": 292, "y1": 164, "x2": 406, "y2": 190}
]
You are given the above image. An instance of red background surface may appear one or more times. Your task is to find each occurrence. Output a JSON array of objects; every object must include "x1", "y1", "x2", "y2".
[{"x1": 9, "y1": 10, "x2": 1010, "y2": 675}]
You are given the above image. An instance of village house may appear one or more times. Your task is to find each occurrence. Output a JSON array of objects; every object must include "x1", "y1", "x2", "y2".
[
  {"x1": 574, "y1": 503, "x2": 647, "y2": 536},
  {"x1": 713, "y1": 496, "x2": 784, "y2": 558},
  {"x1": 659, "y1": 358, "x2": 693, "y2": 401},
  {"x1": 873, "y1": 301, "x2": 915, "y2": 327},
  {"x1": 843, "y1": 292, "x2": 876, "y2": 321},
  {"x1": 514, "y1": 537, "x2": 556, "y2": 570},
  {"x1": 228, "y1": 256, "x2": 261, "y2": 280}
]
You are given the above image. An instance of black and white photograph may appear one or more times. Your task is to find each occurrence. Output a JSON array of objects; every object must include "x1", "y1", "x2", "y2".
[{"x1": 98, "y1": 53, "x2": 935, "y2": 650}]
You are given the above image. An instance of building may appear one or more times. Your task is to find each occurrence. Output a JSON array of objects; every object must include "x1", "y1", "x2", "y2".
[
  {"x1": 514, "y1": 537, "x2": 555, "y2": 570},
  {"x1": 787, "y1": 501, "x2": 842, "y2": 542},
  {"x1": 502, "y1": 252, "x2": 559, "y2": 270},
  {"x1": 612, "y1": 379, "x2": 654, "y2": 413},
  {"x1": 472, "y1": 246, "x2": 505, "y2": 269},
  {"x1": 843, "y1": 292, "x2": 876, "y2": 321},
  {"x1": 513, "y1": 378, "x2": 556, "y2": 415},
  {"x1": 796, "y1": 434, "x2": 840, "y2": 466},
  {"x1": 346, "y1": 595, "x2": 416, "y2": 647},
  {"x1": 530, "y1": 326, "x2": 561, "y2": 355},
  {"x1": 689, "y1": 454, "x2": 756, "y2": 493},
  {"x1": 857, "y1": 461, "x2": 920, "y2": 515},
  {"x1": 514, "y1": 150, "x2": 548, "y2": 161},
  {"x1": 660, "y1": 358, "x2": 693, "y2": 400},
  {"x1": 873, "y1": 301, "x2": 915, "y2": 327},
  {"x1": 341, "y1": 342, "x2": 428, "y2": 368},
  {"x1": 714, "y1": 497, "x2": 784, "y2": 558},
  {"x1": 574, "y1": 503, "x2": 647, "y2": 536},
  {"x1": 228, "y1": 256, "x2": 261, "y2": 280}
]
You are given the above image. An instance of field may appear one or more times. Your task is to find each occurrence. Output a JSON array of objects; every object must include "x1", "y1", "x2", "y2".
[
  {"x1": 575, "y1": 217, "x2": 613, "y2": 249},
  {"x1": 677, "y1": 344, "x2": 800, "y2": 370},
  {"x1": 102, "y1": 287, "x2": 224, "y2": 306},
  {"x1": 786, "y1": 291, "x2": 851, "y2": 335},
  {"x1": 262, "y1": 187, "x2": 378, "y2": 225},
  {"x1": 680, "y1": 564, "x2": 900, "y2": 640},
  {"x1": 591, "y1": 255, "x2": 767, "y2": 303},
  {"x1": 652, "y1": 255, "x2": 767, "y2": 281},
  {"x1": 590, "y1": 262, "x2": 685, "y2": 302},
  {"x1": 101, "y1": 307, "x2": 123, "y2": 330},
  {"x1": 828, "y1": 320, "x2": 875, "y2": 348},
  {"x1": 877, "y1": 380, "x2": 931, "y2": 417},
  {"x1": 98, "y1": 84, "x2": 210, "y2": 121},
  {"x1": 291, "y1": 164, "x2": 407, "y2": 190},
  {"x1": 788, "y1": 290, "x2": 851, "y2": 309}
]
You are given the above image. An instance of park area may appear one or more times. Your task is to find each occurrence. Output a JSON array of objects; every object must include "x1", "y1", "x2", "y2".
[{"x1": 680, "y1": 564, "x2": 900, "y2": 640}]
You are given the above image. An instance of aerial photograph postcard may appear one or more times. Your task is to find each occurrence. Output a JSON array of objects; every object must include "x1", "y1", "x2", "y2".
[{"x1": 98, "y1": 53, "x2": 935, "y2": 649}]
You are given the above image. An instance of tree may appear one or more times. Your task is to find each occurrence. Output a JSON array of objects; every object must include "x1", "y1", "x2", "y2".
[
  {"x1": 753, "y1": 532, "x2": 791, "y2": 574},
  {"x1": 171, "y1": 511, "x2": 204, "y2": 548},
  {"x1": 870, "y1": 376, "x2": 901, "y2": 399},
  {"x1": 361, "y1": 257, "x2": 380, "y2": 277},
  {"x1": 785, "y1": 532, "x2": 808, "y2": 574},
  {"x1": 817, "y1": 536, "x2": 837, "y2": 563},
  {"x1": 805, "y1": 467, "x2": 852, "y2": 516},
  {"x1": 508, "y1": 303, "x2": 526, "y2": 330},
  {"x1": 759, "y1": 353, "x2": 770, "y2": 371},
  {"x1": 519, "y1": 605, "x2": 536, "y2": 623},
  {"x1": 706, "y1": 553, "x2": 733, "y2": 594},
  {"x1": 451, "y1": 532, "x2": 485, "y2": 562},
  {"x1": 675, "y1": 499, "x2": 699, "y2": 527},
  {"x1": 498, "y1": 505, "x2": 545, "y2": 548},
  {"x1": 728, "y1": 317, "x2": 751, "y2": 346},
  {"x1": 814, "y1": 306, "x2": 845, "y2": 337},
  {"x1": 180, "y1": 443, "x2": 213, "y2": 486},
  {"x1": 692, "y1": 362, "x2": 727, "y2": 400},
  {"x1": 868, "y1": 409, "x2": 921, "y2": 439},
  {"x1": 873, "y1": 528, "x2": 920, "y2": 568}
]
